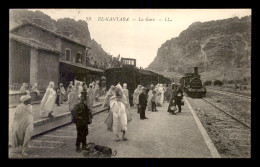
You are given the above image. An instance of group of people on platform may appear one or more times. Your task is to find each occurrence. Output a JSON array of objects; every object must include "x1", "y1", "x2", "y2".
[
  {"x1": 36, "y1": 80, "x2": 102, "y2": 119},
  {"x1": 19, "y1": 83, "x2": 40, "y2": 96},
  {"x1": 10, "y1": 80, "x2": 183, "y2": 156}
]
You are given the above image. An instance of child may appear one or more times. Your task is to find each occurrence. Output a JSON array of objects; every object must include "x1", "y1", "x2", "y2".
[{"x1": 151, "y1": 91, "x2": 157, "y2": 112}]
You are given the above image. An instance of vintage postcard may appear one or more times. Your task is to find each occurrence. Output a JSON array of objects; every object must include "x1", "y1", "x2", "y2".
[{"x1": 9, "y1": 9, "x2": 251, "y2": 158}]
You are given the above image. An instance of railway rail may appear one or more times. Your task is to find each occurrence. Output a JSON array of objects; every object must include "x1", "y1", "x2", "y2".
[
  {"x1": 202, "y1": 98, "x2": 251, "y2": 129},
  {"x1": 207, "y1": 88, "x2": 251, "y2": 100},
  {"x1": 187, "y1": 97, "x2": 251, "y2": 157}
]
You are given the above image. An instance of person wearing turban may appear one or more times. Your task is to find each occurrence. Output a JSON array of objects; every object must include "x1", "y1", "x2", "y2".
[{"x1": 11, "y1": 94, "x2": 34, "y2": 156}]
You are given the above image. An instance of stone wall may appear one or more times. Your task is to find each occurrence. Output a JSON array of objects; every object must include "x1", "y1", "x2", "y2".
[
  {"x1": 11, "y1": 24, "x2": 87, "y2": 66},
  {"x1": 30, "y1": 48, "x2": 38, "y2": 86},
  {"x1": 37, "y1": 50, "x2": 59, "y2": 90},
  {"x1": 11, "y1": 25, "x2": 61, "y2": 50}
]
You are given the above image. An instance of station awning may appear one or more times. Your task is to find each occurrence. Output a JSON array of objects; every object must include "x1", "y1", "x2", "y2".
[{"x1": 60, "y1": 60, "x2": 104, "y2": 73}]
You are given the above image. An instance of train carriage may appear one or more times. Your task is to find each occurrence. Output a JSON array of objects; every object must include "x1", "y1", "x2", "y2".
[{"x1": 105, "y1": 58, "x2": 171, "y2": 105}]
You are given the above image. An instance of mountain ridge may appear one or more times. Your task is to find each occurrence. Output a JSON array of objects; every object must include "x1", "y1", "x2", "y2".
[{"x1": 147, "y1": 16, "x2": 251, "y2": 82}]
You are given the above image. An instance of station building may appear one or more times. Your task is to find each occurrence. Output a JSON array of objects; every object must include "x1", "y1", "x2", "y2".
[{"x1": 9, "y1": 19, "x2": 104, "y2": 91}]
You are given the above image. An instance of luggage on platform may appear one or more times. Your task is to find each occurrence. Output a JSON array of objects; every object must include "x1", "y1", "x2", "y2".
[{"x1": 83, "y1": 142, "x2": 117, "y2": 158}]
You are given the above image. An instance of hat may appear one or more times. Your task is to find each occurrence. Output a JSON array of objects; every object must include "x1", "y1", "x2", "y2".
[{"x1": 20, "y1": 94, "x2": 31, "y2": 102}]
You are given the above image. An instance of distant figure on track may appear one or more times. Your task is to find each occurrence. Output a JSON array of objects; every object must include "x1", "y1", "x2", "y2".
[
  {"x1": 11, "y1": 94, "x2": 34, "y2": 156},
  {"x1": 71, "y1": 90, "x2": 93, "y2": 153},
  {"x1": 40, "y1": 81, "x2": 56, "y2": 118}
]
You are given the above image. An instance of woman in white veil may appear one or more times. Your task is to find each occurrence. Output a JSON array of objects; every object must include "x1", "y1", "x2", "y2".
[
  {"x1": 105, "y1": 83, "x2": 132, "y2": 141},
  {"x1": 40, "y1": 81, "x2": 56, "y2": 118}
]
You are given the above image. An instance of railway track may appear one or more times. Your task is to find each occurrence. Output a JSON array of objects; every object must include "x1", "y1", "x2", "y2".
[
  {"x1": 202, "y1": 98, "x2": 251, "y2": 129},
  {"x1": 187, "y1": 97, "x2": 251, "y2": 158},
  {"x1": 207, "y1": 88, "x2": 251, "y2": 100}
]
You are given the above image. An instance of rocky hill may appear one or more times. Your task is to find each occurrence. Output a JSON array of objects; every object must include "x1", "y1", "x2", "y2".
[
  {"x1": 148, "y1": 16, "x2": 251, "y2": 82},
  {"x1": 9, "y1": 9, "x2": 112, "y2": 64}
]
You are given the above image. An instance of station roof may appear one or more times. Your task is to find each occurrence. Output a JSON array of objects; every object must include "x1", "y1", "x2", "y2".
[
  {"x1": 9, "y1": 34, "x2": 61, "y2": 54},
  {"x1": 10, "y1": 21, "x2": 89, "y2": 48},
  {"x1": 60, "y1": 60, "x2": 104, "y2": 73}
]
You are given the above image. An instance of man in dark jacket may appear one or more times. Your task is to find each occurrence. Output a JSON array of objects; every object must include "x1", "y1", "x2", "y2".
[
  {"x1": 138, "y1": 87, "x2": 148, "y2": 120},
  {"x1": 174, "y1": 84, "x2": 184, "y2": 113},
  {"x1": 71, "y1": 89, "x2": 93, "y2": 153},
  {"x1": 167, "y1": 83, "x2": 177, "y2": 114},
  {"x1": 55, "y1": 84, "x2": 61, "y2": 106}
]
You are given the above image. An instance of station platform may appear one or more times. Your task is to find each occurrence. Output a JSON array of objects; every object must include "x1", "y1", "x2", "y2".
[
  {"x1": 8, "y1": 96, "x2": 106, "y2": 146},
  {"x1": 9, "y1": 97, "x2": 220, "y2": 158},
  {"x1": 88, "y1": 100, "x2": 216, "y2": 158}
]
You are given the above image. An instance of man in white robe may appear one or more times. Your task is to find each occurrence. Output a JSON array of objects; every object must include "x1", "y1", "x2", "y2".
[
  {"x1": 105, "y1": 84, "x2": 131, "y2": 141},
  {"x1": 156, "y1": 84, "x2": 164, "y2": 106},
  {"x1": 133, "y1": 85, "x2": 142, "y2": 109},
  {"x1": 11, "y1": 94, "x2": 34, "y2": 156},
  {"x1": 40, "y1": 81, "x2": 56, "y2": 118},
  {"x1": 87, "y1": 84, "x2": 94, "y2": 109},
  {"x1": 122, "y1": 83, "x2": 129, "y2": 103}
]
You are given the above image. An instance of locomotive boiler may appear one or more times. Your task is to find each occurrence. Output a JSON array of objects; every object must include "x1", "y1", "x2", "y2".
[{"x1": 179, "y1": 67, "x2": 206, "y2": 98}]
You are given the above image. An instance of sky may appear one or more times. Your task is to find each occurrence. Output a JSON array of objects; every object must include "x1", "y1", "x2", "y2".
[{"x1": 29, "y1": 9, "x2": 251, "y2": 68}]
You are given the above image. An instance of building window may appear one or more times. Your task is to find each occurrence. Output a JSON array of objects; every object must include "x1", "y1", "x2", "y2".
[
  {"x1": 76, "y1": 52, "x2": 82, "y2": 63},
  {"x1": 65, "y1": 49, "x2": 71, "y2": 61}
]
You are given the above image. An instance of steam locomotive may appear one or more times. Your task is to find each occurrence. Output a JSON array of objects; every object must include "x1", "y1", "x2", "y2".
[
  {"x1": 179, "y1": 67, "x2": 206, "y2": 98},
  {"x1": 105, "y1": 58, "x2": 171, "y2": 105}
]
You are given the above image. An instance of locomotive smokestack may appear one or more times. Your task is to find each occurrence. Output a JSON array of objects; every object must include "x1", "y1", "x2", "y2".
[{"x1": 194, "y1": 67, "x2": 198, "y2": 77}]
